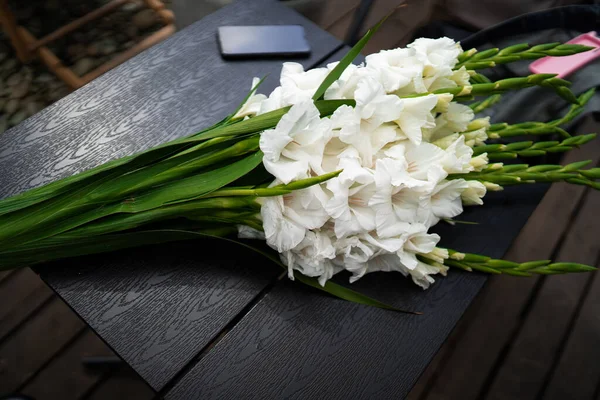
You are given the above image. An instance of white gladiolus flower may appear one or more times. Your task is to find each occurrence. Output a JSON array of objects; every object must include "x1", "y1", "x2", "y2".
[
  {"x1": 463, "y1": 127, "x2": 489, "y2": 147},
  {"x1": 354, "y1": 77, "x2": 404, "y2": 131},
  {"x1": 461, "y1": 180, "x2": 487, "y2": 205},
  {"x1": 385, "y1": 141, "x2": 448, "y2": 183},
  {"x1": 444, "y1": 102, "x2": 475, "y2": 132},
  {"x1": 324, "y1": 62, "x2": 372, "y2": 100},
  {"x1": 261, "y1": 185, "x2": 330, "y2": 253},
  {"x1": 422, "y1": 247, "x2": 449, "y2": 264},
  {"x1": 281, "y1": 230, "x2": 339, "y2": 285},
  {"x1": 325, "y1": 158, "x2": 377, "y2": 238},
  {"x1": 397, "y1": 223, "x2": 440, "y2": 270},
  {"x1": 259, "y1": 86, "x2": 283, "y2": 115},
  {"x1": 442, "y1": 135, "x2": 475, "y2": 174},
  {"x1": 419, "y1": 179, "x2": 469, "y2": 227},
  {"x1": 237, "y1": 225, "x2": 265, "y2": 240},
  {"x1": 234, "y1": 77, "x2": 267, "y2": 119},
  {"x1": 260, "y1": 101, "x2": 332, "y2": 184},
  {"x1": 434, "y1": 93, "x2": 454, "y2": 113},
  {"x1": 365, "y1": 47, "x2": 424, "y2": 93},
  {"x1": 470, "y1": 153, "x2": 489, "y2": 171},
  {"x1": 409, "y1": 37, "x2": 462, "y2": 71},
  {"x1": 394, "y1": 94, "x2": 438, "y2": 145},
  {"x1": 451, "y1": 66, "x2": 472, "y2": 86},
  {"x1": 246, "y1": 38, "x2": 491, "y2": 289},
  {"x1": 405, "y1": 260, "x2": 449, "y2": 289},
  {"x1": 330, "y1": 78, "x2": 403, "y2": 166},
  {"x1": 280, "y1": 63, "x2": 329, "y2": 105},
  {"x1": 370, "y1": 157, "x2": 426, "y2": 238}
]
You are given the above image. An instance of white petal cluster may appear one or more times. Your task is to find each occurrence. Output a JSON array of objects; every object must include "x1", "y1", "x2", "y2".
[{"x1": 238, "y1": 37, "x2": 489, "y2": 289}]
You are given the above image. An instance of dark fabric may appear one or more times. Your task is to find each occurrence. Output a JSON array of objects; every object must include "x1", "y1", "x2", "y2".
[{"x1": 460, "y1": 5, "x2": 600, "y2": 127}]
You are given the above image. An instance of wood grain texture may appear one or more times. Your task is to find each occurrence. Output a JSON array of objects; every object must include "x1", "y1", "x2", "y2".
[
  {"x1": 20, "y1": 329, "x2": 113, "y2": 400},
  {"x1": 37, "y1": 242, "x2": 281, "y2": 391},
  {"x1": 0, "y1": 297, "x2": 85, "y2": 393},
  {"x1": 542, "y1": 270, "x2": 600, "y2": 400},
  {"x1": 486, "y1": 189, "x2": 600, "y2": 400},
  {"x1": 87, "y1": 375, "x2": 155, "y2": 400},
  {"x1": 419, "y1": 133, "x2": 600, "y2": 400},
  {"x1": 0, "y1": 270, "x2": 13, "y2": 284},
  {"x1": 0, "y1": 0, "x2": 342, "y2": 392},
  {"x1": 0, "y1": 268, "x2": 53, "y2": 341},
  {"x1": 0, "y1": 0, "x2": 339, "y2": 198},
  {"x1": 166, "y1": 181, "x2": 548, "y2": 400},
  {"x1": 541, "y1": 268, "x2": 600, "y2": 400}
]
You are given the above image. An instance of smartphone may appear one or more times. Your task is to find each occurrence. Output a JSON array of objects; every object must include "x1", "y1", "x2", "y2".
[{"x1": 217, "y1": 25, "x2": 311, "y2": 59}]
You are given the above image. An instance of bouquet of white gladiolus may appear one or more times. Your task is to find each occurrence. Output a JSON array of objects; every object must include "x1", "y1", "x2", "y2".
[{"x1": 1, "y1": 23, "x2": 598, "y2": 310}]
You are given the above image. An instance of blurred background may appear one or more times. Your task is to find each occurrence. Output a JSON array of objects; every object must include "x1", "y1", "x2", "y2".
[{"x1": 0, "y1": 0, "x2": 598, "y2": 399}]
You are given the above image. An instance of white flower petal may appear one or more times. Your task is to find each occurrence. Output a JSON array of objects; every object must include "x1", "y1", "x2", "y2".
[
  {"x1": 237, "y1": 225, "x2": 265, "y2": 240},
  {"x1": 395, "y1": 94, "x2": 438, "y2": 145},
  {"x1": 461, "y1": 180, "x2": 487, "y2": 206},
  {"x1": 261, "y1": 197, "x2": 306, "y2": 252}
]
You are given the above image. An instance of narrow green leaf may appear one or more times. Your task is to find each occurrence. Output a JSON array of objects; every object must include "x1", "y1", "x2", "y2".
[
  {"x1": 225, "y1": 76, "x2": 267, "y2": 124},
  {"x1": 312, "y1": 16, "x2": 389, "y2": 101}
]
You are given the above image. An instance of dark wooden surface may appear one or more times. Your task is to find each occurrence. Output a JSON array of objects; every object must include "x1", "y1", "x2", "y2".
[
  {"x1": 0, "y1": 0, "x2": 342, "y2": 392},
  {"x1": 165, "y1": 183, "x2": 548, "y2": 399},
  {"x1": 1, "y1": 1, "x2": 599, "y2": 399}
]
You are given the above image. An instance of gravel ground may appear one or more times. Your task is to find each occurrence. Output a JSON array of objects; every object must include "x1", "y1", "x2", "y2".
[{"x1": 0, "y1": 0, "x2": 173, "y2": 134}]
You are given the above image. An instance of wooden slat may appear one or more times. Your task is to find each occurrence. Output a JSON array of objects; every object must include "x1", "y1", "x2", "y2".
[
  {"x1": 165, "y1": 178, "x2": 550, "y2": 399},
  {"x1": 20, "y1": 329, "x2": 114, "y2": 400},
  {"x1": 0, "y1": 270, "x2": 15, "y2": 284},
  {"x1": 418, "y1": 131, "x2": 600, "y2": 400},
  {"x1": 485, "y1": 188, "x2": 600, "y2": 400},
  {"x1": 0, "y1": 0, "x2": 342, "y2": 391},
  {"x1": 323, "y1": 0, "x2": 437, "y2": 54},
  {"x1": 87, "y1": 376, "x2": 155, "y2": 400},
  {"x1": 0, "y1": 297, "x2": 85, "y2": 393},
  {"x1": 313, "y1": 0, "x2": 361, "y2": 31},
  {"x1": 0, "y1": 268, "x2": 54, "y2": 341},
  {"x1": 541, "y1": 267, "x2": 600, "y2": 400}
]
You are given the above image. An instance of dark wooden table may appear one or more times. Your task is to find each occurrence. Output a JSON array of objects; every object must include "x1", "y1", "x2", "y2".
[{"x1": 0, "y1": 1, "x2": 548, "y2": 398}]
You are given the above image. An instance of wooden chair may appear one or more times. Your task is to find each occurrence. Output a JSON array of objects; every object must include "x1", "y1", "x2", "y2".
[{"x1": 0, "y1": 0, "x2": 175, "y2": 89}]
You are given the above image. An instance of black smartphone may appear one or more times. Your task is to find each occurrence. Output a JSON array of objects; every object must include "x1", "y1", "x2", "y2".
[{"x1": 217, "y1": 25, "x2": 311, "y2": 59}]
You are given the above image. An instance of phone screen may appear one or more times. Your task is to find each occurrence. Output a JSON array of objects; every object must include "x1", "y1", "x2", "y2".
[{"x1": 217, "y1": 25, "x2": 311, "y2": 59}]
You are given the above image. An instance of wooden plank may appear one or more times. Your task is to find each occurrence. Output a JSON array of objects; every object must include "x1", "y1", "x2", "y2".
[
  {"x1": 542, "y1": 269, "x2": 600, "y2": 400},
  {"x1": 324, "y1": 0, "x2": 437, "y2": 54},
  {"x1": 313, "y1": 0, "x2": 361, "y2": 31},
  {"x1": 485, "y1": 188, "x2": 600, "y2": 400},
  {"x1": 419, "y1": 131, "x2": 600, "y2": 400},
  {"x1": 20, "y1": 329, "x2": 114, "y2": 400},
  {"x1": 0, "y1": 297, "x2": 85, "y2": 393},
  {"x1": 165, "y1": 178, "x2": 549, "y2": 399},
  {"x1": 0, "y1": 270, "x2": 14, "y2": 284},
  {"x1": 0, "y1": 1, "x2": 342, "y2": 391},
  {"x1": 87, "y1": 376, "x2": 155, "y2": 400},
  {"x1": 0, "y1": 268, "x2": 54, "y2": 341}
]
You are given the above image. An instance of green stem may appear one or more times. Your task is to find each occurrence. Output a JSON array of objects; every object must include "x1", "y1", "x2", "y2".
[
  {"x1": 456, "y1": 42, "x2": 594, "y2": 70},
  {"x1": 454, "y1": 161, "x2": 600, "y2": 189},
  {"x1": 474, "y1": 134, "x2": 597, "y2": 160},
  {"x1": 469, "y1": 94, "x2": 502, "y2": 113},
  {"x1": 443, "y1": 250, "x2": 597, "y2": 276},
  {"x1": 433, "y1": 74, "x2": 579, "y2": 104}
]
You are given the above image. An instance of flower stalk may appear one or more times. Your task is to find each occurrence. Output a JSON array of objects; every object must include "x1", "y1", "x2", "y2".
[
  {"x1": 456, "y1": 42, "x2": 593, "y2": 70},
  {"x1": 473, "y1": 134, "x2": 597, "y2": 160},
  {"x1": 453, "y1": 161, "x2": 600, "y2": 189},
  {"x1": 443, "y1": 250, "x2": 597, "y2": 276}
]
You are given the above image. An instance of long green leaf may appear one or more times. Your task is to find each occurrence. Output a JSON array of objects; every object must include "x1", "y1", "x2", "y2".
[
  {"x1": 312, "y1": 17, "x2": 388, "y2": 101},
  {"x1": 1, "y1": 152, "x2": 263, "y2": 248},
  {"x1": 208, "y1": 234, "x2": 419, "y2": 314},
  {"x1": 0, "y1": 227, "x2": 419, "y2": 313}
]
